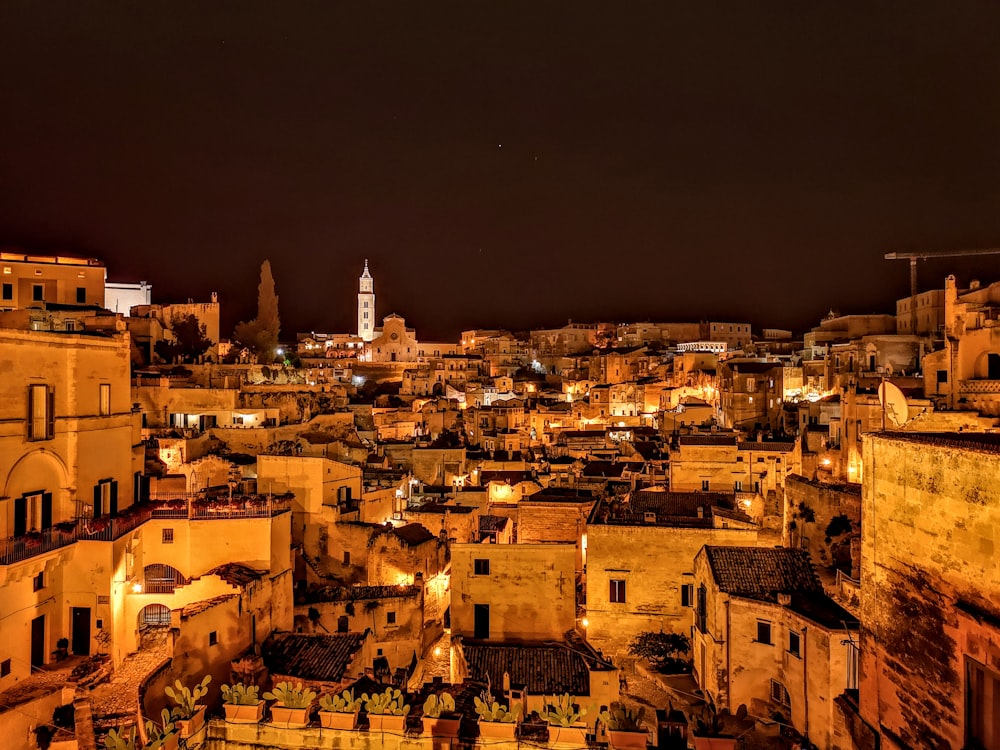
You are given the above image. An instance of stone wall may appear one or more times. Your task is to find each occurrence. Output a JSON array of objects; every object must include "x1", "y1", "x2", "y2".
[
  {"x1": 784, "y1": 475, "x2": 861, "y2": 577},
  {"x1": 859, "y1": 434, "x2": 1000, "y2": 749}
]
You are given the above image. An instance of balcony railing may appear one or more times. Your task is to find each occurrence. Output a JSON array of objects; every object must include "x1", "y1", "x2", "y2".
[
  {"x1": 0, "y1": 496, "x2": 290, "y2": 566},
  {"x1": 960, "y1": 379, "x2": 1000, "y2": 394}
]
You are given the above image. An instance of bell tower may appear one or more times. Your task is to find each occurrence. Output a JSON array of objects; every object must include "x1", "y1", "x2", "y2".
[{"x1": 358, "y1": 259, "x2": 375, "y2": 341}]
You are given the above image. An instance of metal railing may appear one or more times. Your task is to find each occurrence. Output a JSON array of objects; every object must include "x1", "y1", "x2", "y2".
[{"x1": 0, "y1": 496, "x2": 290, "y2": 566}]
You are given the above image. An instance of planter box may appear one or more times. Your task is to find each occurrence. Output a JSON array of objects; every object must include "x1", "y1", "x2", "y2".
[
  {"x1": 367, "y1": 714, "x2": 407, "y2": 733},
  {"x1": 478, "y1": 720, "x2": 517, "y2": 740},
  {"x1": 320, "y1": 711, "x2": 360, "y2": 730},
  {"x1": 608, "y1": 729, "x2": 649, "y2": 750},
  {"x1": 548, "y1": 724, "x2": 588, "y2": 747},
  {"x1": 224, "y1": 703, "x2": 265, "y2": 724},
  {"x1": 270, "y1": 705, "x2": 310, "y2": 728},
  {"x1": 423, "y1": 715, "x2": 461, "y2": 738},
  {"x1": 692, "y1": 737, "x2": 738, "y2": 750},
  {"x1": 177, "y1": 706, "x2": 206, "y2": 738}
]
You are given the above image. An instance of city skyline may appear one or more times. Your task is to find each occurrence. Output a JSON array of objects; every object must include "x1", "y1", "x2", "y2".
[{"x1": 3, "y1": 4, "x2": 1000, "y2": 339}]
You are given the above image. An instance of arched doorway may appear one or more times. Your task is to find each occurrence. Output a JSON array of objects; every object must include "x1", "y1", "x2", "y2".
[{"x1": 142, "y1": 563, "x2": 188, "y2": 594}]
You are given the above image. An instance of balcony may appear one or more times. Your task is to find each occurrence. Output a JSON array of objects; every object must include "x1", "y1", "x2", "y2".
[
  {"x1": 0, "y1": 496, "x2": 290, "y2": 565},
  {"x1": 960, "y1": 379, "x2": 1000, "y2": 394}
]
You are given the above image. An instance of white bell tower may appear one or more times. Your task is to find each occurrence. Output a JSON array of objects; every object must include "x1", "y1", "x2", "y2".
[{"x1": 358, "y1": 259, "x2": 375, "y2": 341}]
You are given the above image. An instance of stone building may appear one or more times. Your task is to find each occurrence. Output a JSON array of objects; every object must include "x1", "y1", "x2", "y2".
[
  {"x1": 0, "y1": 250, "x2": 105, "y2": 310},
  {"x1": 717, "y1": 359, "x2": 785, "y2": 431},
  {"x1": 845, "y1": 432, "x2": 1000, "y2": 749},
  {"x1": 451, "y1": 542, "x2": 577, "y2": 641},
  {"x1": 692, "y1": 546, "x2": 858, "y2": 750},
  {"x1": 585, "y1": 489, "x2": 758, "y2": 656}
]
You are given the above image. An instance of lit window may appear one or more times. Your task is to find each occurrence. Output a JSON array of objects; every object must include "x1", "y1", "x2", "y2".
[
  {"x1": 610, "y1": 579, "x2": 626, "y2": 603},
  {"x1": 474, "y1": 558, "x2": 490, "y2": 576}
]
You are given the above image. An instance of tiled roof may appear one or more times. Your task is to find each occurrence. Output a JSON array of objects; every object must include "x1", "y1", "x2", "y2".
[
  {"x1": 738, "y1": 441, "x2": 795, "y2": 452},
  {"x1": 479, "y1": 515, "x2": 509, "y2": 532},
  {"x1": 481, "y1": 470, "x2": 534, "y2": 485},
  {"x1": 408, "y1": 501, "x2": 476, "y2": 515},
  {"x1": 181, "y1": 594, "x2": 236, "y2": 618},
  {"x1": 263, "y1": 633, "x2": 365, "y2": 682},
  {"x1": 581, "y1": 461, "x2": 627, "y2": 478},
  {"x1": 678, "y1": 435, "x2": 738, "y2": 447},
  {"x1": 704, "y1": 547, "x2": 822, "y2": 601},
  {"x1": 462, "y1": 641, "x2": 602, "y2": 696},
  {"x1": 527, "y1": 487, "x2": 596, "y2": 503},
  {"x1": 391, "y1": 523, "x2": 437, "y2": 546},
  {"x1": 208, "y1": 563, "x2": 264, "y2": 588}
]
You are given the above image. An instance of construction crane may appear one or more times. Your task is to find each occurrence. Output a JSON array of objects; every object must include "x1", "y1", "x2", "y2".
[{"x1": 885, "y1": 248, "x2": 1000, "y2": 332}]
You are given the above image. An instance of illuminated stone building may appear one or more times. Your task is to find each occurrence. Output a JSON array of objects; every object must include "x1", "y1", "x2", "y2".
[
  {"x1": 844, "y1": 432, "x2": 1000, "y2": 750},
  {"x1": 585, "y1": 489, "x2": 758, "y2": 657},
  {"x1": 692, "y1": 546, "x2": 858, "y2": 750},
  {"x1": 357, "y1": 259, "x2": 375, "y2": 342},
  {"x1": 0, "y1": 250, "x2": 105, "y2": 311}
]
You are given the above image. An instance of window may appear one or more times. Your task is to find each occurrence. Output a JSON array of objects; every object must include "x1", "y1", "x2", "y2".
[
  {"x1": 27, "y1": 384, "x2": 54, "y2": 441},
  {"x1": 733, "y1": 481, "x2": 742, "y2": 491},
  {"x1": 968, "y1": 657, "x2": 1000, "y2": 748},
  {"x1": 94, "y1": 480, "x2": 118, "y2": 517},
  {"x1": 99, "y1": 384, "x2": 111, "y2": 416},
  {"x1": 76, "y1": 287, "x2": 86, "y2": 304},
  {"x1": 701, "y1": 480, "x2": 710, "y2": 491},
  {"x1": 681, "y1": 584, "x2": 693, "y2": 608},
  {"x1": 474, "y1": 558, "x2": 490, "y2": 576},
  {"x1": 337, "y1": 615, "x2": 349, "y2": 633},
  {"x1": 788, "y1": 631, "x2": 801, "y2": 657},
  {"x1": 209, "y1": 631, "x2": 218, "y2": 646},
  {"x1": 33, "y1": 572, "x2": 44, "y2": 591},
  {"x1": 937, "y1": 369, "x2": 948, "y2": 384},
  {"x1": 363, "y1": 311, "x2": 369, "y2": 319},
  {"x1": 343, "y1": 550, "x2": 351, "y2": 566},
  {"x1": 756, "y1": 621, "x2": 772, "y2": 645},
  {"x1": 770, "y1": 679, "x2": 791, "y2": 707},
  {"x1": 32, "y1": 284, "x2": 43, "y2": 301},
  {"x1": 610, "y1": 579, "x2": 626, "y2": 603},
  {"x1": 162, "y1": 529, "x2": 174, "y2": 544},
  {"x1": 386, "y1": 611, "x2": 396, "y2": 625},
  {"x1": 1, "y1": 283, "x2": 10, "y2": 300},
  {"x1": 0, "y1": 659, "x2": 9, "y2": 677}
]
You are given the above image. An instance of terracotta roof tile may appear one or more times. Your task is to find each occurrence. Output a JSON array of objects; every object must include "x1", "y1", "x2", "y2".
[
  {"x1": 704, "y1": 546, "x2": 822, "y2": 601},
  {"x1": 263, "y1": 633, "x2": 365, "y2": 682}
]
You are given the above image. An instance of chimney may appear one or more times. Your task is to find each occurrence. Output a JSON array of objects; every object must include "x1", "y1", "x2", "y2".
[{"x1": 778, "y1": 593, "x2": 792, "y2": 607}]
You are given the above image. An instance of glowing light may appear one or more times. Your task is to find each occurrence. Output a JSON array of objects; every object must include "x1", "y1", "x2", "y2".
[
  {"x1": 822, "y1": 458, "x2": 831, "y2": 466},
  {"x1": 434, "y1": 647, "x2": 442, "y2": 657},
  {"x1": 131, "y1": 582, "x2": 143, "y2": 593},
  {"x1": 581, "y1": 618, "x2": 589, "y2": 628}
]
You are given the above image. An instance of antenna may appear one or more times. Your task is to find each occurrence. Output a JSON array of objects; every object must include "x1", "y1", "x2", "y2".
[{"x1": 878, "y1": 380, "x2": 909, "y2": 428}]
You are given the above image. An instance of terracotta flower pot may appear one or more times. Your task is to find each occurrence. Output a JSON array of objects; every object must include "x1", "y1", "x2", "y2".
[
  {"x1": 423, "y1": 715, "x2": 461, "y2": 738},
  {"x1": 367, "y1": 714, "x2": 407, "y2": 733},
  {"x1": 478, "y1": 720, "x2": 517, "y2": 740},
  {"x1": 549, "y1": 724, "x2": 588, "y2": 746},
  {"x1": 691, "y1": 737, "x2": 738, "y2": 750},
  {"x1": 320, "y1": 711, "x2": 360, "y2": 730},
  {"x1": 270, "y1": 705, "x2": 310, "y2": 728},
  {"x1": 177, "y1": 706, "x2": 206, "y2": 738},
  {"x1": 608, "y1": 729, "x2": 649, "y2": 750},
  {"x1": 223, "y1": 702, "x2": 264, "y2": 724}
]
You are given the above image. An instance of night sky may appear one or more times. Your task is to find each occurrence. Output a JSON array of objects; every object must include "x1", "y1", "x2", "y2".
[{"x1": 2, "y1": 3, "x2": 999, "y2": 340}]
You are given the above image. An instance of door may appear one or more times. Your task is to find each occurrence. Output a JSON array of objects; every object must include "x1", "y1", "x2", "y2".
[
  {"x1": 30, "y1": 615, "x2": 45, "y2": 668},
  {"x1": 14, "y1": 497, "x2": 27, "y2": 536},
  {"x1": 474, "y1": 604, "x2": 490, "y2": 640},
  {"x1": 71, "y1": 607, "x2": 91, "y2": 656},
  {"x1": 41, "y1": 493, "x2": 52, "y2": 530}
]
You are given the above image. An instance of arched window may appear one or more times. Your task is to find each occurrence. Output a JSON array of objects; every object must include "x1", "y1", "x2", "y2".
[
  {"x1": 138, "y1": 603, "x2": 171, "y2": 628},
  {"x1": 142, "y1": 563, "x2": 188, "y2": 594}
]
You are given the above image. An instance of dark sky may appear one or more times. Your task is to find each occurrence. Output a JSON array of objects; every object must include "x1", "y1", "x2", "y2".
[{"x1": 2, "y1": 3, "x2": 1000, "y2": 340}]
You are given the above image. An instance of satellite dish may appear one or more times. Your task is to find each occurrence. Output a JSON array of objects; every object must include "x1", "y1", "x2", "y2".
[{"x1": 878, "y1": 381, "x2": 909, "y2": 427}]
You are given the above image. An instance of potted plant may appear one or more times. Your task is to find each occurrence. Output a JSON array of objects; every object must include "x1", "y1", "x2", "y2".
[
  {"x1": 691, "y1": 700, "x2": 736, "y2": 750},
  {"x1": 318, "y1": 688, "x2": 363, "y2": 730},
  {"x1": 145, "y1": 708, "x2": 179, "y2": 750},
  {"x1": 263, "y1": 681, "x2": 317, "y2": 728},
  {"x1": 422, "y1": 692, "x2": 461, "y2": 738},
  {"x1": 599, "y1": 703, "x2": 648, "y2": 750},
  {"x1": 165, "y1": 675, "x2": 211, "y2": 738},
  {"x1": 102, "y1": 728, "x2": 136, "y2": 750},
  {"x1": 474, "y1": 691, "x2": 520, "y2": 740},
  {"x1": 544, "y1": 694, "x2": 589, "y2": 747},
  {"x1": 221, "y1": 682, "x2": 264, "y2": 723},
  {"x1": 362, "y1": 687, "x2": 410, "y2": 733}
]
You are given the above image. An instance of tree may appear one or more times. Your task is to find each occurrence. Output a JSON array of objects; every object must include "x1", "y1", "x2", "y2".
[
  {"x1": 628, "y1": 630, "x2": 691, "y2": 673},
  {"x1": 154, "y1": 313, "x2": 212, "y2": 363},
  {"x1": 233, "y1": 260, "x2": 281, "y2": 363}
]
